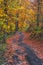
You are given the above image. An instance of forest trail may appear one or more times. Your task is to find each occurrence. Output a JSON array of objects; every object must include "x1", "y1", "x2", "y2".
[{"x1": 5, "y1": 32, "x2": 43, "y2": 65}]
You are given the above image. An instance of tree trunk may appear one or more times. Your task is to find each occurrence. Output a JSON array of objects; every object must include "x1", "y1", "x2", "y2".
[
  {"x1": 15, "y1": 13, "x2": 19, "y2": 32},
  {"x1": 37, "y1": 0, "x2": 41, "y2": 26},
  {"x1": 15, "y1": 21, "x2": 18, "y2": 31}
]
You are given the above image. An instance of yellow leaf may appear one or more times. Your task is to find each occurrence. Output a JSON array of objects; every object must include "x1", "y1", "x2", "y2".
[{"x1": 7, "y1": 25, "x2": 10, "y2": 29}]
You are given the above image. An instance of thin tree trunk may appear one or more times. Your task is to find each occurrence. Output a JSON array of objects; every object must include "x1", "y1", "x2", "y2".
[
  {"x1": 15, "y1": 13, "x2": 19, "y2": 32},
  {"x1": 37, "y1": 0, "x2": 41, "y2": 26},
  {"x1": 15, "y1": 21, "x2": 18, "y2": 31}
]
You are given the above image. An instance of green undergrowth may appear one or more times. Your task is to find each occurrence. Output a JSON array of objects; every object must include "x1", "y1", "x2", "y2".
[
  {"x1": 30, "y1": 26, "x2": 43, "y2": 40},
  {"x1": 0, "y1": 43, "x2": 7, "y2": 65}
]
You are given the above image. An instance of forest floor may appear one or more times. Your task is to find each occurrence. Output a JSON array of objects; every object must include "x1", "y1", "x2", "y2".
[{"x1": 4, "y1": 31, "x2": 43, "y2": 65}]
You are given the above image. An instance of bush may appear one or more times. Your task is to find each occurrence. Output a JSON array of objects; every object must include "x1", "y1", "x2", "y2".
[
  {"x1": 30, "y1": 26, "x2": 43, "y2": 40},
  {"x1": 0, "y1": 43, "x2": 7, "y2": 65}
]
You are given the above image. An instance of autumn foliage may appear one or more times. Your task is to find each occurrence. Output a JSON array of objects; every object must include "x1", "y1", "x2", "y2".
[{"x1": 0, "y1": 0, "x2": 43, "y2": 38}]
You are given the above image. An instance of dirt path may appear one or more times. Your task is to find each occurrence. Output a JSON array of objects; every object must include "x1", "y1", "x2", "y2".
[{"x1": 5, "y1": 32, "x2": 43, "y2": 65}]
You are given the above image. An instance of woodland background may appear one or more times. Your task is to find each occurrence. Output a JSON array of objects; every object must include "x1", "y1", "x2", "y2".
[{"x1": 0, "y1": 0, "x2": 43, "y2": 65}]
